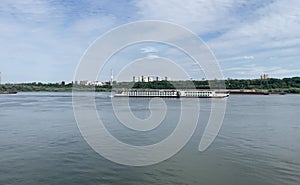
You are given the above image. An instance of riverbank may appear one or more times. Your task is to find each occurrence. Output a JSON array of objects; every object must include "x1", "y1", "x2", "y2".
[{"x1": 1, "y1": 77, "x2": 300, "y2": 94}]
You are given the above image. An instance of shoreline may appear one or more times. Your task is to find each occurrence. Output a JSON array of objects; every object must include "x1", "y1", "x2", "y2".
[{"x1": 1, "y1": 89, "x2": 299, "y2": 95}]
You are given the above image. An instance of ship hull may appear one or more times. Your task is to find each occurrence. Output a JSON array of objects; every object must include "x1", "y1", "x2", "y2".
[
  {"x1": 0, "y1": 91, "x2": 18, "y2": 94},
  {"x1": 114, "y1": 90, "x2": 229, "y2": 98}
]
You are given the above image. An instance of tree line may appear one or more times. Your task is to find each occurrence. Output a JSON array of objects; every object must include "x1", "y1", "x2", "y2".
[{"x1": 1, "y1": 77, "x2": 300, "y2": 93}]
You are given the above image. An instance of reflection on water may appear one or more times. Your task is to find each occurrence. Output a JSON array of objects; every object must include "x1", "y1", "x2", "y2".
[{"x1": 0, "y1": 92, "x2": 299, "y2": 185}]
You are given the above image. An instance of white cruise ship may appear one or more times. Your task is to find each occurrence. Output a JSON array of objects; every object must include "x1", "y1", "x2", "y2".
[{"x1": 114, "y1": 89, "x2": 229, "y2": 98}]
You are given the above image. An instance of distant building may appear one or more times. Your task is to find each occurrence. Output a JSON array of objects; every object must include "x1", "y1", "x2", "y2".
[
  {"x1": 79, "y1": 80, "x2": 89, "y2": 85},
  {"x1": 142, "y1": 76, "x2": 148, "y2": 82},
  {"x1": 156, "y1": 76, "x2": 162, "y2": 81},
  {"x1": 132, "y1": 75, "x2": 170, "y2": 82},
  {"x1": 86, "y1": 81, "x2": 92, "y2": 85},
  {"x1": 260, "y1": 74, "x2": 269, "y2": 80},
  {"x1": 133, "y1": 76, "x2": 139, "y2": 82},
  {"x1": 148, "y1": 76, "x2": 154, "y2": 82},
  {"x1": 79, "y1": 80, "x2": 104, "y2": 86},
  {"x1": 165, "y1": 76, "x2": 171, "y2": 81},
  {"x1": 92, "y1": 81, "x2": 104, "y2": 86}
]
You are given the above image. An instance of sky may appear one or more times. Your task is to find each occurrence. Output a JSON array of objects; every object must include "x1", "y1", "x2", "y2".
[{"x1": 0, "y1": 0, "x2": 300, "y2": 83}]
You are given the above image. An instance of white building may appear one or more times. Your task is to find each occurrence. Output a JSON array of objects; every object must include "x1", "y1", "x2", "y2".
[
  {"x1": 133, "y1": 76, "x2": 140, "y2": 82},
  {"x1": 165, "y1": 76, "x2": 171, "y2": 81},
  {"x1": 92, "y1": 81, "x2": 104, "y2": 86},
  {"x1": 148, "y1": 76, "x2": 154, "y2": 82},
  {"x1": 132, "y1": 75, "x2": 169, "y2": 82},
  {"x1": 142, "y1": 76, "x2": 149, "y2": 82},
  {"x1": 79, "y1": 80, "x2": 89, "y2": 85},
  {"x1": 79, "y1": 80, "x2": 104, "y2": 86},
  {"x1": 260, "y1": 74, "x2": 269, "y2": 80}
]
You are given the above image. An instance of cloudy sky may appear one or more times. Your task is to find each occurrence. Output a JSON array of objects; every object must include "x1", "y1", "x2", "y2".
[{"x1": 0, "y1": 0, "x2": 299, "y2": 83}]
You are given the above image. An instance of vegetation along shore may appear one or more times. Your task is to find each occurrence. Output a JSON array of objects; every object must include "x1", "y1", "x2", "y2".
[{"x1": 0, "y1": 77, "x2": 300, "y2": 94}]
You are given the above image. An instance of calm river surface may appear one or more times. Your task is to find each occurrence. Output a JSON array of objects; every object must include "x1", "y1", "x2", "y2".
[{"x1": 0, "y1": 92, "x2": 299, "y2": 185}]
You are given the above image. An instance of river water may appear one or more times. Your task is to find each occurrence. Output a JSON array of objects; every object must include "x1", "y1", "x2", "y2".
[{"x1": 0, "y1": 92, "x2": 299, "y2": 185}]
